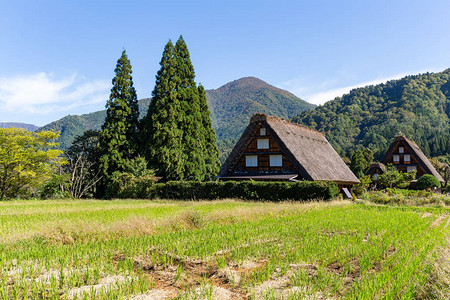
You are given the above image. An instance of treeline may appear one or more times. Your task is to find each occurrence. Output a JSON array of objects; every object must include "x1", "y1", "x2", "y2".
[
  {"x1": 0, "y1": 37, "x2": 221, "y2": 200},
  {"x1": 293, "y1": 69, "x2": 450, "y2": 160}
]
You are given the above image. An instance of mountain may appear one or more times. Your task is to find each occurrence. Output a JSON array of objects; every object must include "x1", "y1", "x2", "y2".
[
  {"x1": 38, "y1": 99, "x2": 151, "y2": 149},
  {"x1": 207, "y1": 77, "x2": 315, "y2": 141},
  {"x1": 292, "y1": 69, "x2": 450, "y2": 159},
  {"x1": 39, "y1": 77, "x2": 315, "y2": 152},
  {"x1": 0, "y1": 122, "x2": 39, "y2": 131}
]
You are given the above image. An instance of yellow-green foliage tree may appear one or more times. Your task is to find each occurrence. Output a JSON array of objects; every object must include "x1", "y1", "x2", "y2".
[{"x1": 0, "y1": 128, "x2": 65, "y2": 199}]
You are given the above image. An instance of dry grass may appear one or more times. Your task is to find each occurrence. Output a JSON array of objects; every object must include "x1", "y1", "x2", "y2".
[
  {"x1": 417, "y1": 237, "x2": 450, "y2": 299},
  {"x1": 2, "y1": 199, "x2": 349, "y2": 245}
]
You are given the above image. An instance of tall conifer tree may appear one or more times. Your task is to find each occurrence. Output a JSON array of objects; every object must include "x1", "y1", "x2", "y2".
[
  {"x1": 142, "y1": 41, "x2": 185, "y2": 180},
  {"x1": 198, "y1": 84, "x2": 220, "y2": 179},
  {"x1": 175, "y1": 36, "x2": 205, "y2": 180},
  {"x1": 99, "y1": 50, "x2": 139, "y2": 177},
  {"x1": 142, "y1": 36, "x2": 220, "y2": 181}
]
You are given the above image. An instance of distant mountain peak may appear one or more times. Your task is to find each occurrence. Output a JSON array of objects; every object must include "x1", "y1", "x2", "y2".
[
  {"x1": 218, "y1": 76, "x2": 278, "y2": 91},
  {"x1": 0, "y1": 122, "x2": 39, "y2": 131},
  {"x1": 206, "y1": 77, "x2": 315, "y2": 143},
  {"x1": 214, "y1": 76, "x2": 303, "y2": 101}
]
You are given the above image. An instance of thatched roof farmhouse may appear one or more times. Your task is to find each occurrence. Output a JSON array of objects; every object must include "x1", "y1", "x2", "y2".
[
  {"x1": 367, "y1": 136, "x2": 444, "y2": 183},
  {"x1": 218, "y1": 114, "x2": 359, "y2": 189}
]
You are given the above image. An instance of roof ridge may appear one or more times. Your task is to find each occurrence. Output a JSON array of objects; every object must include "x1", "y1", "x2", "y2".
[
  {"x1": 395, "y1": 135, "x2": 419, "y2": 148},
  {"x1": 250, "y1": 113, "x2": 325, "y2": 136}
]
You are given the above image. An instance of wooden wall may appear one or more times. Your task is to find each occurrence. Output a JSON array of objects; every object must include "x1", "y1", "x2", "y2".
[
  {"x1": 233, "y1": 124, "x2": 296, "y2": 174},
  {"x1": 385, "y1": 140, "x2": 425, "y2": 177}
]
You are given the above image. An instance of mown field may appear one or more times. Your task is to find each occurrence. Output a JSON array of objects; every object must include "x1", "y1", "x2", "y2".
[{"x1": 0, "y1": 199, "x2": 449, "y2": 299}]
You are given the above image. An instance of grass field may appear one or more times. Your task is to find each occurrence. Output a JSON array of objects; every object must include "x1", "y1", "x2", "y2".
[{"x1": 0, "y1": 199, "x2": 449, "y2": 299}]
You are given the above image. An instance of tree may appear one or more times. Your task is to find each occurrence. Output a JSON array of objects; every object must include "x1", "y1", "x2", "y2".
[
  {"x1": 353, "y1": 175, "x2": 372, "y2": 196},
  {"x1": 350, "y1": 148, "x2": 373, "y2": 178},
  {"x1": 362, "y1": 148, "x2": 374, "y2": 166},
  {"x1": 350, "y1": 150, "x2": 366, "y2": 178},
  {"x1": 65, "y1": 130, "x2": 103, "y2": 198},
  {"x1": 198, "y1": 84, "x2": 220, "y2": 179},
  {"x1": 105, "y1": 156, "x2": 157, "y2": 199},
  {"x1": 431, "y1": 155, "x2": 450, "y2": 188},
  {"x1": 99, "y1": 50, "x2": 139, "y2": 178},
  {"x1": 142, "y1": 40, "x2": 185, "y2": 180},
  {"x1": 198, "y1": 85, "x2": 220, "y2": 179},
  {"x1": 375, "y1": 164, "x2": 416, "y2": 188},
  {"x1": 175, "y1": 36, "x2": 205, "y2": 180},
  {"x1": 142, "y1": 36, "x2": 220, "y2": 181},
  {"x1": 0, "y1": 128, "x2": 65, "y2": 199}
]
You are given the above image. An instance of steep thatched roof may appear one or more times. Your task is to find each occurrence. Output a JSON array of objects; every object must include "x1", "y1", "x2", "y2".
[
  {"x1": 370, "y1": 162, "x2": 386, "y2": 171},
  {"x1": 219, "y1": 113, "x2": 359, "y2": 185},
  {"x1": 366, "y1": 163, "x2": 386, "y2": 176},
  {"x1": 382, "y1": 136, "x2": 444, "y2": 183}
]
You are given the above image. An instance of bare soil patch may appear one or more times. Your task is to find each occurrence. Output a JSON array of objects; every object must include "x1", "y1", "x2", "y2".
[
  {"x1": 119, "y1": 246, "x2": 321, "y2": 299},
  {"x1": 67, "y1": 275, "x2": 128, "y2": 299}
]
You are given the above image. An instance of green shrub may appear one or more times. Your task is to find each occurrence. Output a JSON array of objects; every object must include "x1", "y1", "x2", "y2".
[
  {"x1": 105, "y1": 172, "x2": 157, "y2": 199},
  {"x1": 39, "y1": 173, "x2": 71, "y2": 199},
  {"x1": 109, "y1": 180, "x2": 339, "y2": 201},
  {"x1": 361, "y1": 188, "x2": 450, "y2": 206},
  {"x1": 416, "y1": 175, "x2": 441, "y2": 190},
  {"x1": 104, "y1": 157, "x2": 158, "y2": 199}
]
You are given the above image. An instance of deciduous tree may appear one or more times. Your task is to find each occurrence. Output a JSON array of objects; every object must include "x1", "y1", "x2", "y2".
[
  {"x1": 0, "y1": 128, "x2": 64, "y2": 199},
  {"x1": 65, "y1": 130, "x2": 103, "y2": 198},
  {"x1": 375, "y1": 164, "x2": 416, "y2": 188}
]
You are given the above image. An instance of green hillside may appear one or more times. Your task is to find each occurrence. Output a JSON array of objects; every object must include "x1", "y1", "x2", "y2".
[
  {"x1": 207, "y1": 77, "x2": 315, "y2": 141},
  {"x1": 39, "y1": 78, "x2": 314, "y2": 153},
  {"x1": 292, "y1": 69, "x2": 450, "y2": 159},
  {"x1": 39, "y1": 99, "x2": 151, "y2": 149}
]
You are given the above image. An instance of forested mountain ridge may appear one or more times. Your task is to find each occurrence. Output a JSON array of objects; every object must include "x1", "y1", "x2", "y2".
[
  {"x1": 0, "y1": 122, "x2": 39, "y2": 131},
  {"x1": 38, "y1": 99, "x2": 151, "y2": 149},
  {"x1": 292, "y1": 69, "x2": 450, "y2": 159},
  {"x1": 207, "y1": 77, "x2": 315, "y2": 141},
  {"x1": 39, "y1": 77, "x2": 314, "y2": 151}
]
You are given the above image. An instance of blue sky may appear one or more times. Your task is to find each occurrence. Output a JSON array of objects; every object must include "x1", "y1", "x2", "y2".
[{"x1": 1, "y1": 0, "x2": 450, "y2": 126}]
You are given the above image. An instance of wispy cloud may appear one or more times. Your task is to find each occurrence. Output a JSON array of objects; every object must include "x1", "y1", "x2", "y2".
[
  {"x1": 304, "y1": 74, "x2": 410, "y2": 105},
  {"x1": 0, "y1": 72, "x2": 109, "y2": 119},
  {"x1": 278, "y1": 70, "x2": 440, "y2": 106}
]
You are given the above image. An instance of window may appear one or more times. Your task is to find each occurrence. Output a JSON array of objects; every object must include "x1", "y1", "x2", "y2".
[
  {"x1": 407, "y1": 166, "x2": 417, "y2": 173},
  {"x1": 404, "y1": 154, "x2": 410, "y2": 162},
  {"x1": 257, "y1": 139, "x2": 269, "y2": 149},
  {"x1": 260, "y1": 128, "x2": 266, "y2": 136},
  {"x1": 245, "y1": 155, "x2": 258, "y2": 167},
  {"x1": 270, "y1": 155, "x2": 283, "y2": 167},
  {"x1": 399, "y1": 147, "x2": 404, "y2": 153},
  {"x1": 393, "y1": 155, "x2": 400, "y2": 163}
]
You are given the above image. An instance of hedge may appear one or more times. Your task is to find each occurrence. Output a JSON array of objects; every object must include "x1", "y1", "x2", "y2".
[{"x1": 109, "y1": 180, "x2": 339, "y2": 201}]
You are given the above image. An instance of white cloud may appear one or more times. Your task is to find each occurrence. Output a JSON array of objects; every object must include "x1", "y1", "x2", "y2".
[
  {"x1": 0, "y1": 72, "x2": 109, "y2": 116},
  {"x1": 278, "y1": 69, "x2": 441, "y2": 106},
  {"x1": 305, "y1": 74, "x2": 410, "y2": 105}
]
